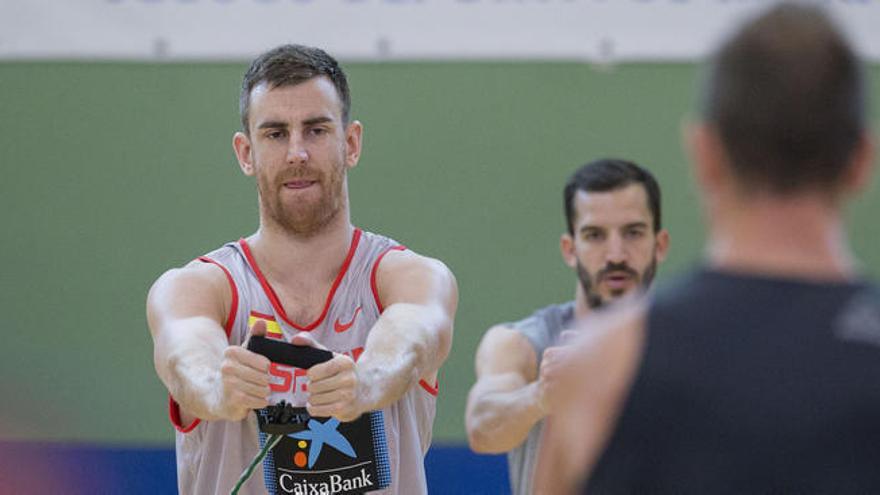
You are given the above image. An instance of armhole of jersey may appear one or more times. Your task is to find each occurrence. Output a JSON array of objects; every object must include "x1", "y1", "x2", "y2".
[
  {"x1": 369, "y1": 244, "x2": 439, "y2": 397},
  {"x1": 419, "y1": 378, "x2": 439, "y2": 396},
  {"x1": 169, "y1": 398, "x2": 200, "y2": 433},
  {"x1": 369, "y1": 244, "x2": 407, "y2": 313},
  {"x1": 196, "y1": 256, "x2": 239, "y2": 339},
  {"x1": 167, "y1": 255, "x2": 240, "y2": 434}
]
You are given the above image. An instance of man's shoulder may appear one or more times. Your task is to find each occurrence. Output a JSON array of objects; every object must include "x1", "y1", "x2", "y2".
[
  {"x1": 495, "y1": 301, "x2": 575, "y2": 356},
  {"x1": 649, "y1": 267, "x2": 880, "y2": 308},
  {"x1": 364, "y1": 228, "x2": 454, "y2": 282},
  {"x1": 198, "y1": 239, "x2": 243, "y2": 263},
  {"x1": 645, "y1": 268, "x2": 880, "y2": 337},
  {"x1": 358, "y1": 228, "x2": 402, "y2": 252},
  {"x1": 151, "y1": 240, "x2": 246, "y2": 298},
  {"x1": 506, "y1": 301, "x2": 575, "y2": 330}
]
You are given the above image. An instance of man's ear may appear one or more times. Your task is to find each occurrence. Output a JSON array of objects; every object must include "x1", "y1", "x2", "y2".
[
  {"x1": 233, "y1": 131, "x2": 255, "y2": 176},
  {"x1": 344, "y1": 120, "x2": 364, "y2": 169},
  {"x1": 685, "y1": 121, "x2": 728, "y2": 197},
  {"x1": 841, "y1": 131, "x2": 875, "y2": 195},
  {"x1": 654, "y1": 229, "x2": 670, "y2": 263},
  {"x1": 560, "y1": 233, "x2": 577, "y2": 269}
]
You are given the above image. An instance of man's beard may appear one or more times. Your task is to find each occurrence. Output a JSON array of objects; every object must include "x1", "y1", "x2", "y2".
[
  {"x1": 257, "y1": 162, "x2": 346, "y2": 237},
  {"x1": 577, "y1": 256, "x2": 657, "y2": 309}
]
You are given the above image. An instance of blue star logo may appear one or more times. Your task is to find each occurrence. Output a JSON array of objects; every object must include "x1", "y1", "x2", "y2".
[{"x1": 289, "y1": 417, "x2": 356, "y2": 468}]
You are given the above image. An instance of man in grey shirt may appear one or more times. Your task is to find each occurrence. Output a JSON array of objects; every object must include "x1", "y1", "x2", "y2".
[{"x1": 465, "y1": 159, "x2": 669, "y2": 494}]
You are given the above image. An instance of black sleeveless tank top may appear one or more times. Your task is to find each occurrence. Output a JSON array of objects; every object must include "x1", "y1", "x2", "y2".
[{"x1": 585, "y1": 268, "x2": 880, "y2": 494}]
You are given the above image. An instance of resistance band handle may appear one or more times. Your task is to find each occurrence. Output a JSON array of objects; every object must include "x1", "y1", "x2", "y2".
[{"x1": 247, "y1": 336, "x2": 334, "y2": 369}]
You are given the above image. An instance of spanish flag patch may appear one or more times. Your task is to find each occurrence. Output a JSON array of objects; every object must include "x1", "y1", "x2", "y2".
[{"x1": 248, "y1": 311, "x2": 284, "y2": 340}]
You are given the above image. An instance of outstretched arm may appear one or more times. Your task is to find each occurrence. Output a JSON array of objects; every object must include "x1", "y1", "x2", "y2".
[
  {"x1": 465, "y1": 326, "x2": 543, "y2": 453},
  {"x1": 466, "y1": 325, "x2": 579, "y2": 453},
  {"x1": 147, "y1": 262, "x2": 271, "y2": 424},
  {"x1": 306, "y1": 249, "x2": 457, "y2": 421}
]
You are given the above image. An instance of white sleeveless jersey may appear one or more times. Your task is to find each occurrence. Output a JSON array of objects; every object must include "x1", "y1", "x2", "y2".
[{"x1": 169, "y1": 229, "x2": 438, "y2": 495}]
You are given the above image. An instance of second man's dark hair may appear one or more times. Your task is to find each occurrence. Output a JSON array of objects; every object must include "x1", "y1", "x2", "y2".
[{"x1": 564, "y1": 159, "x2": 662, "y2": 235}]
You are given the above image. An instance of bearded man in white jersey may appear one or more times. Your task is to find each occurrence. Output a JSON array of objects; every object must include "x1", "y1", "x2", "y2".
[{"x1": 147, "y1": 44, "x2": 457, "y2": 495}]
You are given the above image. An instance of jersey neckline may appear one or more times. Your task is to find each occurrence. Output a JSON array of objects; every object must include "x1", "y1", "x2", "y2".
[{"x1": 238, "y1": 228, "x2": 363, "y2": 332}]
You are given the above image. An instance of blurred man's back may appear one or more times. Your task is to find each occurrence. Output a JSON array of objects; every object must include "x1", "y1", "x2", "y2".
[{"x1": 535, "y1": 4, "x2": 880, "y2": 493}]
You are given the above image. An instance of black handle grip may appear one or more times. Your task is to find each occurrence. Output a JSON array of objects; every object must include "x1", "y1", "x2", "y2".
[{"x1": 247, "y1": 336, "x2": 334, "y2": 369}]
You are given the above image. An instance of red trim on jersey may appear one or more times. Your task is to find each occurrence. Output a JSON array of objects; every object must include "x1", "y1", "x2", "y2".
[
  {"x1": 197, "y1": 256, "x2": 239, "y2": 338},
  {"x1": 169, "y1": 398, "x2": 200, "y2": 433},
  {"x1": 166, "y1": 256, "x2": 240, "y2": 434},
  {"x1": 238, "y1": 228, "x2": 362, "y2": 332},
  {"x1": 419, "y1": 378, "x2": 439, "y2": 396},
  {"x1": 370, "y1": 245, "x2": 407, "y2": 313}
]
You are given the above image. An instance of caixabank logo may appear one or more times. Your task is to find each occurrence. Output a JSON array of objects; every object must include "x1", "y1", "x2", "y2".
[{"x1": 264, "y1": 409, "x2": 391, "y2": 495}]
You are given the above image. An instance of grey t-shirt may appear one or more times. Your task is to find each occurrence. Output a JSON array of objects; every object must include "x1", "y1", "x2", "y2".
[{"x1": 505, "y1": 301, "x2": 575, "y2": 495}]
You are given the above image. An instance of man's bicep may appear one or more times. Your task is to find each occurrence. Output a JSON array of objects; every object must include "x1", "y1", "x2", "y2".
[
  {"x1": 146, "y1": 263, "x2": 231, "y2": 349},
  {"x1": 474, "y1": 325, "x2": 539, "y2": 384},
  {"x1": 466, "y1": 326, "x2": 540, "y2": 442},
  {"x1": 375, "y1": 249, "x2": 457, "y2": 316}
]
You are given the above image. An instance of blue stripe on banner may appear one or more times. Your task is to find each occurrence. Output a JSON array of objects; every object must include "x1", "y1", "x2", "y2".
[
  {"x1": 0, "y1": 441, "x2": 509, "y2": 494},
  {"x1": 369, "y1": 410, "x2": 392, "y2": 489}
]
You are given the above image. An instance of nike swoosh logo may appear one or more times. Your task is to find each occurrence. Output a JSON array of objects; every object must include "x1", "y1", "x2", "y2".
[{"x1": 334, "y1": 306, "x2": 362, "y2": 333}]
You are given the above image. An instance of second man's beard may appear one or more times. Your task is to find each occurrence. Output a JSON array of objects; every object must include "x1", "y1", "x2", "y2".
[{"x1": 576, "y1": 257, "x2": 657, "y2": 309}]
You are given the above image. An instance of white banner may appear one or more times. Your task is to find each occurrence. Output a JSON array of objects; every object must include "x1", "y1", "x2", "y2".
[{"x1": 2, "y1": 0, "x2": 880, "y2": 62}]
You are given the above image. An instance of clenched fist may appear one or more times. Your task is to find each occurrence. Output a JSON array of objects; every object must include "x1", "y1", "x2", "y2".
[
  {"x1": 293, "y1": 333, "x2": 366, "y2": 422},
  {"x1": 536, "y1": 330, "x2": 580, "y2": 415}
]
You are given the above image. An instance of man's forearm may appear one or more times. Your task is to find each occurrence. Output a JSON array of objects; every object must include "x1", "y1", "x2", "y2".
[
  {"x1": 155, "y1": 317, "x2": 227, "y2": 421},
  {"x1": 466, "y1": 378, "x2": 545, "y2": 453},
  {"x1": 355, "y1": 303, "x2": 451, "y2": 412}
]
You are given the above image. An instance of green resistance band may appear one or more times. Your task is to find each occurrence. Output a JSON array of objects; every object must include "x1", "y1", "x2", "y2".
[{"x1": 230, "y1": 433, "x2": 283, "y2": 495}]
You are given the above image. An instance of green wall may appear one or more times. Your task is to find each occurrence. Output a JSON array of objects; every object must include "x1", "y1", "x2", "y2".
[{"x1": 2, "y1": 61, "x2": 878, "y2": 445}]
